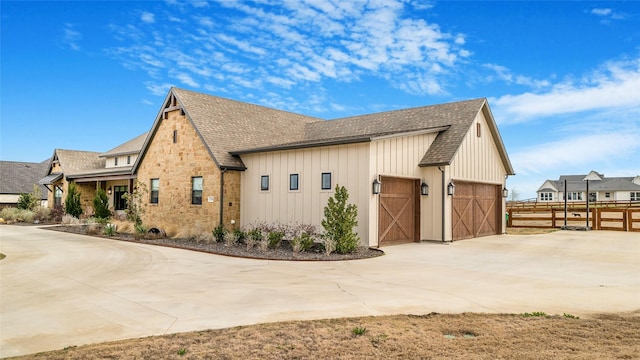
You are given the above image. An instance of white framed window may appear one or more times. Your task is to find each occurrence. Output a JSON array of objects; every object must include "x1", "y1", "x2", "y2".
[
  {"x1": 631, "y1": 192, "x2": 640, "y2": 201},
  {"x1": 321, "y1": 172, "x2": 332, "y2": 190},
  {"x1": 566, "y1": 192, "x2": 582, "y2": 201},
  {"x1": 261, "y1": 175, "x2": 269, "y2": 191},
  {"x1": 539, "y1": 192, "x2": 552, "y2": 201},
  {"x1": 605, "y1": 192, "x2": 611, "y2": 198}
]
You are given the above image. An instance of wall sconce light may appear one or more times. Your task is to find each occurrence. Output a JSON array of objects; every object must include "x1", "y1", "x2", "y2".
[
  {"x1": 372, "y1": 178, "x2": 381, "y2": 195},
  {"x1": 420, "y1": 182, "x2": 429, "y2": 196},
  {"x1": 447, "y1": 181, "x2": 455, "y2": 196},
  {"x1": 107, "y1": 187, "x2": 112, "y2": 195},
  {"x1": 502, "y1": 187, "x2": 509, "y2": 198}
]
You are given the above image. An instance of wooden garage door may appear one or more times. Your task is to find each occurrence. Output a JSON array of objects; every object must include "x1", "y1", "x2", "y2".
[
  {"x1": 452, "y1": 182, "x2": 501, "y2": 240},
  {"x1": 379, "y1": 177, "x2": 420, "y2": 246}
]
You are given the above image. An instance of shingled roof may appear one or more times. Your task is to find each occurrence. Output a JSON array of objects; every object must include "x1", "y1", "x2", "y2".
[
  {"x1": 162, "y1": 87, "x2": 321, "y2": 169},
  {"x1": 43, "y1": 149, "x2": 105, "y2": 178},
  {"x1": 137, "y1": 87, "x2": 514, "y2": 174},
  {"x1": 101, "y1": 132, "x2": 148, "y2": 158},
  {"x1": 0, "y1": 160, "x2": 49, "y2": 198}
]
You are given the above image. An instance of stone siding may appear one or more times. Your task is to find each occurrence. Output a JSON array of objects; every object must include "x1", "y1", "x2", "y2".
[{"x1": 136, "y1": 107, "x2": 241, "y2": 234}]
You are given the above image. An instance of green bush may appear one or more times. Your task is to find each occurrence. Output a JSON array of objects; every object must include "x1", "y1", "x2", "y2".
[
  {"x1": 17, "y1": 185, "x2": 42, "y2": 211},
  {"x1": 321, "y1": 185, "x2": 360, "y2": 254},
  {"x1": 213, "y1": 224, "x2": 226, "y2": 243},
  {"x1": 93, "y1": 189, "x2": 111, "y2": 220},
  {"x1": 64, "y1": 183, "x2": 83, "y2": 218},
  {"x1": 268, "y1": 231, "x2": 284, "y2": 248},
  {"x1": 122, "y1": 180, "x2": 147, "y2": 225}
]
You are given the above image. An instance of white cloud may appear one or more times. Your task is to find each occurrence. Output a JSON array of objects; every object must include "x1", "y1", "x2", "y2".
[
  {"x1": 145, "y1": 82, "x2": 173, "y2": 96},
  {"x1": 492, "y1": 58, "x2": 640, "y2": 123},
  {"x1": 173, "y1": 72, "x2": 200, "y2": 87},
  {"x1": 62, "y1": 23, "x2": 81, "y2": 51},
  {"x1": 511, "y1": 131, "x2": 640, "y2": 176},
  {"x1": 141, "y1": 12, "x2": 155, "y2": 23},
  {"x1": 591, "y1": 8, "x2": 611, "y2": 16}
]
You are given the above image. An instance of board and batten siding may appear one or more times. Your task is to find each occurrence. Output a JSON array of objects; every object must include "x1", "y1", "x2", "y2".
[
  {"x1": 369, "y1": 132, "x2": 443, "y2": 244},
  {"x1": 448, "y1": 110, "x2": 509, "y2": 237},
  {"x1": 240, "y1": 143, "x2": 371, "y2": 243}
]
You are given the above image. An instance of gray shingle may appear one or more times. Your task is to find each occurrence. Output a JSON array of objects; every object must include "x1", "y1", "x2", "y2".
[
  {"x1": 0, "y1": 159, "x2": 50, "y2": 198},
  {"x1": 101, "y1": 132, "x2": 148, "y2": 157}
]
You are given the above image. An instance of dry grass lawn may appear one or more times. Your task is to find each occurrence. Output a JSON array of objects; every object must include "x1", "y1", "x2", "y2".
[
  {"x1": 12, "y1": 312, "x2": 640, "y2": 360},
  {"x1": 506, "y1": 227, "x2": 560, "y2": 235}
]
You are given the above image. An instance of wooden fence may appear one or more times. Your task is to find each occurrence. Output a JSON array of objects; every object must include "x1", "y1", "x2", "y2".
[{"x1": 507, "y1": 206, "x2": 640, "y2": 232}]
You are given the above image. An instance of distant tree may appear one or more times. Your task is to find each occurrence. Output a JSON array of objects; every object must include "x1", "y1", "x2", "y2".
[
  {"x1": 17, "y1": 185, "x2": 42, "y2": 211},
  {"x1": 509, "y1": 188, "x2": 520, "y2": 202},
  {"x1": 93, "y1": 188, "x2": 111, "y2": 220},
  {"x1": 64, "y1": 183, "x2": 83, "y2": 218}
]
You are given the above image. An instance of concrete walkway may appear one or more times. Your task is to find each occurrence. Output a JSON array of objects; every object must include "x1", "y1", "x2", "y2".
[{"x1": 1, "y1": 225, "x2": 638, "y2": 357}]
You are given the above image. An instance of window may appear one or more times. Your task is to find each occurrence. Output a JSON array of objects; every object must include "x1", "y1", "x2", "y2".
[
  {"x1": 540, "y1": 192, "x2": 552, "y2": 201},
  {"x1": 114, "y1": 157, "x2": 118, "y2": 166},
  {"x1": 321, "y1": 172, "x2": 332, "y2": 190},
  {"x1": 290, "y1": 174, "x2": 299, "y2": 191},
  {"x1": 261, "y1": 175, "x2": 269, "y2": 191},
  {"x1": 192, "y1": 176, "x2": 203, "y2": 205},
  {"x1": 114, "y1": 186, "x2": 128, "y2": 210},
  {"x1": 150, "y1": 179, "x2": 159, "y2": 204},
  {"x1": 127, "y1": 156, "x2": 131, "y2": 165},
  {"x1": 567, "y1": 192, "x2": 582, "y2": 201},
  {"x1": 173, "y1": 130, "x2": 178, "y2": 143},
  {"x1": 631, "y1": 192, "x2": 640, "y2": 201},
  {"x1": 54, "y1": 186, "x2": 62, "y2": 207},
  {"x1": 605, "y1": 192, "x2": 611, "y2": 199}
]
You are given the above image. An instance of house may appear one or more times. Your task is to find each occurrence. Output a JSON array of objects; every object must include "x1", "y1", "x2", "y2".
[
  {"x1": 133, "y1": 87, "x2": 514, "y2": 244},
  {"x1": 39, "y1": 133, "x2": 146, "y2": 215},
  {"x1": 0, "y1": 160, "x2": 49, "y2": 209},
  {"x1": 537, "y1": 171, "x2": 640, "y2": 202}
]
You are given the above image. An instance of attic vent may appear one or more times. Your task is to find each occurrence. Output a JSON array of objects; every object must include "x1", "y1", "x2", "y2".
[{"x1": 477, "y1": 123, "x2": 481, "y2": 137}]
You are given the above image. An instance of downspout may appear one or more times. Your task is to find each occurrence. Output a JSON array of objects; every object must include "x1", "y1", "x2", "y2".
[
  {"x1": 219, "y1": 167, "x2": 227, "y2": 228},
  {"x1": 438, "y1": 166, "x2": 446, "y2": 243}
]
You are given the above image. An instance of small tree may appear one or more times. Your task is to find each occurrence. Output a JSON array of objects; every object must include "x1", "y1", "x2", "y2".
[
  {"x1": 93, "y1": 188, "x2": 111, "y2": 220},
  {"x1": 321, "y1": 185, "x2": 360, "y2": 254},
  {"x1": 64, "y1": 183, "x2": 83, "y2": 218},
  {"x1": 122, "y1": 180, "x2": 148, "y2": 225},
  {"x1": 17, "y1": 185, "x2": 42, "y2": 210}
]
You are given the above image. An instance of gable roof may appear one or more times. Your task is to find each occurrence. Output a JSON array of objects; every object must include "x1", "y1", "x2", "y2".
[
  {"x1": 101, "y1": 132, "x2": 148, "y2": 158},
  {"x1": 538, "y1": 173, "x2": 640, "y2": 193},
  {"x1": 44, "y1": 149, "x2": 104, "y2": 177},
  {"x1": 135, "y1": 87, "x2": 321, "y2": 170},
  {"x1": 233, "y1": 97, "x2": 514, "y2": 175},
  {"x1": 135, "y1": 88, "x2": 514, "y2": 175},
  {"x1": 0, "y1": 160, "x2": 49, "y2": 198}
]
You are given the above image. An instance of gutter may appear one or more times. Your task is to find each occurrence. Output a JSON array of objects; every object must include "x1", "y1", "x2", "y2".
[
  {"x1": 438, "y1": 166, "x2": 446, "y2": 243},
  {"x1": 219, "y1": 167, "x2": 227, "y2": 228}
]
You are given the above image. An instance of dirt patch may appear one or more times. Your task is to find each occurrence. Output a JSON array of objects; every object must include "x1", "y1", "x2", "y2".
[
  {"x1": 506, "y1": 227, "x2": 560, "y2": 235},
  {"x1": 12, "y1": 313, "x2": 640, "y2": 359},
  {"x1": 45, "y1": 225, "x2": 384, "y2": 261}
]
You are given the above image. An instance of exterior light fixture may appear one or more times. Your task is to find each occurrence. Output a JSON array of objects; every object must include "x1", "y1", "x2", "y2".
[
  {"x1": 502, "y1": 187, "x2": 509, "y2": 198},
  {"x1": 447, "y1": 181, "x2": 455, "y2": 196},
  {"x1": 420, "y1": 182, "x2": 429, "y2": 196},
  {"x1": 107, "y1": 187, "x2": 112, "y2": 195},
  {"x1": 372, "y1": 178, "x2": 381, "y2": 195}
]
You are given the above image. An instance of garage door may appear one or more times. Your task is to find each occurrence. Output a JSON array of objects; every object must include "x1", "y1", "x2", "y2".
[
  {"x1": 452, "y1": 182, "x2": 501, "y2": 240},
  {"x1": 378, "y1": 177, "x2": 419, "y2": 246}
]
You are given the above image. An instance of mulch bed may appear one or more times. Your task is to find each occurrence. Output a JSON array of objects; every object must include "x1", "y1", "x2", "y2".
[{"x1": 46, "y1": 225, "x2": 384, "y2": 261}]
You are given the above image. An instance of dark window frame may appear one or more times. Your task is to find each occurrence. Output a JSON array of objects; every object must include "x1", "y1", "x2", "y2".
[
  {"x1": 150, "y1": 178, "x2": 159, "y2": 204},
  {"x1": 290, "y1": 174, "x2": 299, "y2": 191},
  {"x1": 192, "y1": 176, "x2": 203, "y2": 205},
  {"x1": 321, "y1": 172, "x2": 332, "y2": 190},
  {"x1": 113, "y1": 185, "x2": 128, "y2": 210}
]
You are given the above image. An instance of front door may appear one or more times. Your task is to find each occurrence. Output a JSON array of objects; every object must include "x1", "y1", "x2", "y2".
[{"x1": 378, "y1": 176, "x2": 419, "y2": 246}]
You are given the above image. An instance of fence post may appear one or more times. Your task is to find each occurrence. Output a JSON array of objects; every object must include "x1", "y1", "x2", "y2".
[
  {"x1": 507, "y1": 209, "x2": 513, "y2": 227},
  {"x1": 551, "y1": 209, "x2": 556, "y2": 228},
  {"x1": 623, "y1": 209, "x2": 628, "y2": 232}
]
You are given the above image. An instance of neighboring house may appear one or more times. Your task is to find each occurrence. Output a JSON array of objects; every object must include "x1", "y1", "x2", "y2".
[
  {"x1": 133, "y1": 87, "x2": 514, "y2": 244},
  {"x1": 537, "y1": 171, "x2": 640, "y2": 202},
  {"x1": 0, "y1": 160, "x2": 49, "y2": 209},
  {"x1": 39, "y1": 133, "x2": 146, "y2": 215}
]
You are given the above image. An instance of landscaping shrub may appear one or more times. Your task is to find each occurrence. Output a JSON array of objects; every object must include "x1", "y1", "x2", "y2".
[
  {"x1": 93, "y1": 189, "x2": 111, "y2": 220},
  {"x1": 0, "y1": 208, "x2": 35, "y2": 223},
  {"x1": 64, "y1": 183, "x2": 83, "y2": 218},
  {"x1": 321, "y1": 185, "x2": 360, "y2": 254},
  {"x1": 213, "y1": 224, "x2": 226, "y2": 243},
  {"x1": 268, "y1": 231, "x2": 284, "y2": 249},
  {"x1": 61, "y1": 214, "x2": 80, "y2": 225},
  {"x1": 33, "y1": 206, "x2": 51, "y2": 223},
  {"x1": 122, "y1": 180, "x2": 147, "y2": 225},
  {"x1": 224, "y1": 231, "x2": 239, "y2": 247},
  {"x1": 17, "y1": 185, "x2": 42, "y2": 211}
]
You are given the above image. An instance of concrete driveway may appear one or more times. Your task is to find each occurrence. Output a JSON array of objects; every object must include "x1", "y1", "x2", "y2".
[{"x1": 1, "y1": 225, "x2": 638, "y2": 357}]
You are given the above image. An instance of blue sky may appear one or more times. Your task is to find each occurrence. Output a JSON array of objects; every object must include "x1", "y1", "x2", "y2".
[{"x1": 1, "y1": 0, "x2": 639, "y2": 199}]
